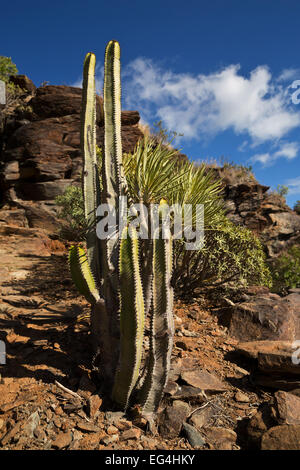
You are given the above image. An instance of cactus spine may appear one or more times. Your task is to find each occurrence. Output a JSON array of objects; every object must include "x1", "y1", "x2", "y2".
[{"x1": 69, "y1": 40, "x2": 174, "y2": 415}]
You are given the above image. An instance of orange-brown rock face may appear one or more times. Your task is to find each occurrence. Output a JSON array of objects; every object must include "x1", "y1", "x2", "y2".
[{"x1": 0, "y1": 79, "x2": 143, "y2": 204}]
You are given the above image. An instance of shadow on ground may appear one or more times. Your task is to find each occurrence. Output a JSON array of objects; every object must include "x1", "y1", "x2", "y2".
[{"x1": 0, "y1": 253, "x2": 93, "y2": 387}]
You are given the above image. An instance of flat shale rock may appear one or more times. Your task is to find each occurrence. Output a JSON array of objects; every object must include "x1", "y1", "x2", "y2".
[
  {"x1": 235, "y1": 391, "x2": 250, "y2": 403},
  {"x1": 261, "y1": 425, "x2": 300, "y2": 450},
  {"x1": 182, "y1": 422, "x2": 205, "y2": 448},
  {"x1": 51, "y1": 431, "x2": 72, "y2": 449},
  {"x1": 189, "y1": 405, "x2": 214, "y2": 429},
  {"x1": 105, "y1": 411, "x2": 125, "y2": 425},
  {"x1": 170, "y1": 385, "x2": 207, "y2": 400},
  {"x1": 120, "y1": 428, "x2": 142, "y2": 441},
  {"x1": 87, "y1": 394, "x2": 102, "y2": 419},
  {"x1": 76, "y1": 421, "x2": 100, "y2": 433},
  {"x1": 236, "y1": 340, "x2": 300, "y2": 375},
  {"x1": 227, "y1": 294, "x2": 298, "y2": 342},
  {"x1": 159, "y1": 400, "x2": 191, "y2": 438},
  {"x1": 275, "y1": 391, "x2": 300, "y2": 425},
  {"x1": 254, "y1": 374, "x2": 300, "y2": 391},
  {"x1": 203, "y1": 426, "x2": 237, "y2": 450},
  {"x1": 181, "y1": 369, "x2": 228, "y2": 393}
]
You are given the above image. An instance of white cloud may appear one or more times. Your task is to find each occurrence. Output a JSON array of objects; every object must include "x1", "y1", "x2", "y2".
[
  {"x1": 286, "y1": 176, "x2": 300, "y2": 195},
  {"x1": 123, "y1": 59, "x2": 300, "y2": 144},
  {"x1": 277, "y1": 68, "x2": 300, "y2": 82},
  {"x1": 238, "y1": 140, "x2": 249, "y2": 152},
  {"x1": 251, "y1": 153, "x2": 272, "y2": 165},
  {"x1": 274, "y1": 141, "x2": 298, "y2": 159},
  {"x1": 251, "y1": 141, "x2": 299, "y2": 166}
]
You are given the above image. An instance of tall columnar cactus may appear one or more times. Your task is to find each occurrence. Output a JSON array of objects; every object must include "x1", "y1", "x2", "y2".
[
  {"x1": 112, "y1": 226, "x2": 145, "y2": 409},
  {"x1": 138, "y1": 200, "x2": 174, "y2": 414},
  {"x1": 69, "y1": 40, "x2": 174, "y2": 415}
]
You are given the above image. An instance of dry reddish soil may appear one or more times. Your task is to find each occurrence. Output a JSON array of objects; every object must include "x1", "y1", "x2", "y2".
[{"x1": 0, "y1": 228, "x2": 273, "y2": 450}]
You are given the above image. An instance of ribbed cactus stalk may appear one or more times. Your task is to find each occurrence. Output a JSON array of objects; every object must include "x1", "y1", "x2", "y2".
[
  {"x1": 112, "y1": 226, "x2": 145, "y2": 409},
  {"x1": 68, "y1": 40, "x2": 174, "y2": 416},
  {"x1": 139, "y1": 200, "x2": 174, "y2": 414},
  {"x1": 69, "y1": 245, "x2": 100, "y2": 304},
  {"x1": 81, "y1": 53, "x2": 101, "y2": 284}
]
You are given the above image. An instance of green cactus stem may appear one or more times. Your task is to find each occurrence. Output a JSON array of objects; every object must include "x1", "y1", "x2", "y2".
[
  {"x1": 99, "y1": 40, "x2": 129, "y2": 383},
  {"x1": 139, "y1": 200, "x2": 174, "y2": 414},
  {"x1": 81, "y1": 52, "x2": 101, "y2": 285},
  {"x1": 112, "y1": 226, "x2": 145, "y2": 409},
  {"x1": 69, "y1": 245, "x2": 100, "y2": 304}
]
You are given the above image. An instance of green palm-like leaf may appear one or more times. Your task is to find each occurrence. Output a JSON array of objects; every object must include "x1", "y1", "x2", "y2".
[
  {"x1": 170, "y1": 161, "x2": 224, "y2": 227},
  {"x1": 123, "y1": 136, "x2": 224, "y2": 229},
  {"x1": 123, "y1": 137, "x2": 186, "y2": 204}
]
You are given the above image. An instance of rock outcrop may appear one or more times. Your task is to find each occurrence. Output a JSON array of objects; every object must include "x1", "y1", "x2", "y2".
[
  {"x1": 1, "y1": 75, "x2": 300, "y2": 257},
  {"x1": 224, "y1": 290, "x2": 300, "y2": 343},
  {"x1": 0, "y1": 76, "x2": 143, "y2": 228},
  {"x1": 210, "y1": 166, "x2": 300, "y2": 258}
]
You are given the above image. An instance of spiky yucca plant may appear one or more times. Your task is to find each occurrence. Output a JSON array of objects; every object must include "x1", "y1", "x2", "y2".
[{"x1": 69, "y1": 41, "x2": 175, "y2": 416}]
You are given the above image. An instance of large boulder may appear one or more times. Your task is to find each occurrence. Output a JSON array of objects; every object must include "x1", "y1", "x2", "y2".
[
  {"x1": 236, "y1": 340, "x2": 300, "y2": 375},
  {"x1": 235, "y1": 340, "x2": 300, "y2": 392},
  {"x1": 4, "y1": 116, "x2": 79, "y2": 182},
  {"x1": 30, "y1": 85, "x2": 103, "y2": 122},
  {"x1": 261, "y1": 425, "x2": 300, "y2": 450},
  {"x1": 226, "y1": 292, "x2": 300, "y2": 342},
  {"x1": 18, "y1": 180, "x2": 75, "y2": 201},
  {"x1": 275, "y1": 391, "x2": 300, "y2": 425}
]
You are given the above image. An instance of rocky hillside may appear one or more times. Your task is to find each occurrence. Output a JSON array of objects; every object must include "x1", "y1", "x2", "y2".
[
  {"x1": 0, "y1": 226, "x2": 299, "y2": 450},
  {"x1": 0, "y1": 76, "x2": 300, "y2": 451},
  {"x1": 209, "y1": 166, "x2": 300, "y2": 258},
  {"x1": 0, "y1": 75, "x2": 143, "y2": 231},
  {"x1": 1, "y1": 75, "x2": 300, "y2": 257}
]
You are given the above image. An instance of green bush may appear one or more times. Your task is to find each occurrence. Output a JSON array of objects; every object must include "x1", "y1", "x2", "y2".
[
  {"x1": 55, "y1": 185, "x2": 86, "y2": 240},
  {"x1": 275, "y1": 184, "x2": 289, "y2": 197},
  {"x1": 173, "y1": 216, "x2": 272, "y2": 295},
  {"x1": 0, "y1": 56, "x2": 18, "y2": 83},
  {"x1": 56, "y1": 138, "x2": 272, "y2": 295},
  {"x1": 0, "y1": 56, "x2": 21, "y2": 97},
  {"x1": 55, "y1": 147, "x2": 103, "y2": 240},
  {"x1": 269, "y1": 245, "x2": 300, "y2": 294}
]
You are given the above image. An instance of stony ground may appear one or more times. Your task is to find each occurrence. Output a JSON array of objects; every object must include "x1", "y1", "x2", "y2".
[{"x1": 0, "y1": 226, "x2": 280, "y2": 450}]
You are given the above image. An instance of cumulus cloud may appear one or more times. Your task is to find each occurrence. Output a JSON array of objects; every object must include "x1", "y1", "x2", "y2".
[
  {"x1": 251, "y1": 141, "x2": 299, "y2": 166},
  {"x1": 274, "y1": 141, "x2": 299, "y2": 159},
  {"x1": 123, "y1": 58, "x2": 300, "y2": 144},
  {"x1": 277, "y1": 68, "x2": 300, "y2": 82},
  {"x1": 70, "y1": 56, "x2": 300, "y2": 169},
  {"x1": 251, "y1": 153, "x2": 272, "y2": 165},
  {"x1": 286, "y1": 176, "x2": 300, "y2": 195}
]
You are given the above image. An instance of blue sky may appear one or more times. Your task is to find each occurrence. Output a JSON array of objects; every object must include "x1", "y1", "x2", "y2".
[{"x1": 1, "y1": 0, "x2": 300, "y2": 207}]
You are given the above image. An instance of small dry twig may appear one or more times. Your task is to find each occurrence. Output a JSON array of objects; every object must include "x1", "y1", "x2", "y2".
[
  {"x1": 54, "y1": 380, "x2": 82, "y2": 401},
  {"x1": 187, "y1": 399, "x2": 214, "y2": 418}
]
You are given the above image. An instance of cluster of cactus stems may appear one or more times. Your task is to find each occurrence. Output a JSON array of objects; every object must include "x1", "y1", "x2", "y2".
[{"x1": 69, "y1": 40, "x2": 174, "y2": 415}]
